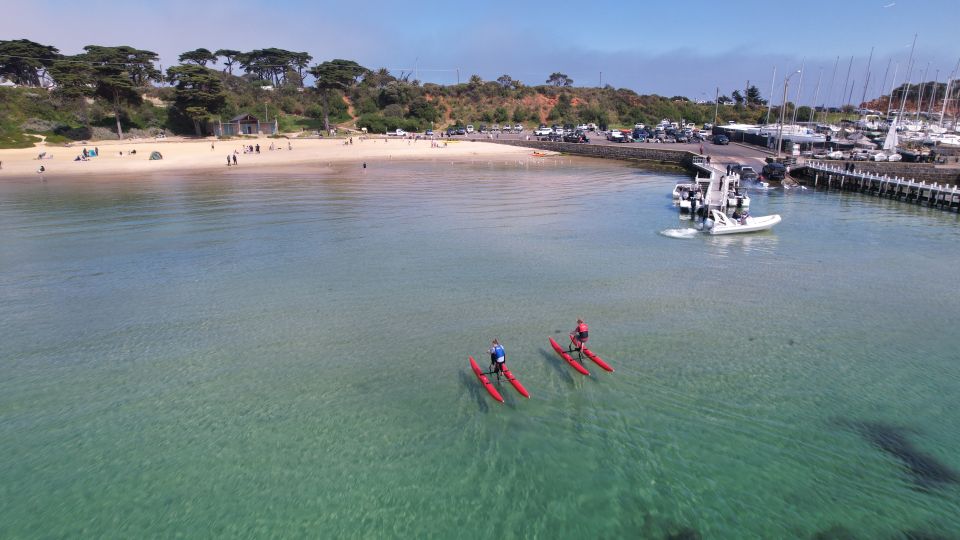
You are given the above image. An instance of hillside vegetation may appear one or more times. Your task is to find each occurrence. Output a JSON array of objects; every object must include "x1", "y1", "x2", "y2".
[{"x1": 6, "y1": 38, "x2": 922, "y2": 147}]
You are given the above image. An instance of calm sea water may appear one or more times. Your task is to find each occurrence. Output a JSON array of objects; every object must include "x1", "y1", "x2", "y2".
[{"x1": 2, "y1": 157, "x2": 959, "y2": 539}]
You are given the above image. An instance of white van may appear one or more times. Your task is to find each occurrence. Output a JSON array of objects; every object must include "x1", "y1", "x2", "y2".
[{"x1": 466, "y1": 125, "x2": 475, "y2": 134}]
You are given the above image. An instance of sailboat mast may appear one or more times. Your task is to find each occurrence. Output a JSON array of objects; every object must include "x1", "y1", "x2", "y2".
[
  {"x1": 859, "y1": 47, "x2": 874, "y2": 109},
  {"x1": 766, "y1": 66, "x2": 777, "y2": 124},
  {"x1": 887, "y1": 63, "x2": 899, "y2": 117},
  {"x1": 823, "y1": 56, "x2": 839, "y2": 124},
  {"x1": 809, "y1": 68, "x2": 823, "y2": 123},
  {"x1": 792, "y1": 58, "x2": 805, "y2": 124}
]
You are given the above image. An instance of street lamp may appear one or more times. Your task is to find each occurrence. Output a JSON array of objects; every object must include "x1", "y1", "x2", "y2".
[{"x1": 776, "y1": 70, "x2": 801, "y2": 159}]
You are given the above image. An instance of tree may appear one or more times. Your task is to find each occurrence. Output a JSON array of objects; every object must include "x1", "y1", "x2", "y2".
[
  {"x1": 290, "y1": 52, "x2": 312, "y2": 87},
  {"x1": 0, "y1": 39, "x2": 60, "y2": 86},
  {"x1": 746, "y1": 85, "x2": 764, "y2": 106},
  {"x1": 718, "y1": 95, "x2": 732, "y2": 105},
  {"x1": 546, "y1": 72, "x2": 573, "y2": 87},
  {"x1": 731, "y1": 90, "x2": 744, "y2": 106},
  {"x1": 496, "y1": 74, "x2": 513, "y2": 88},
  {"x1": 308, "y1": 59, "x2": 368, "y2": 131},
  {"x1": 80, "y1": 45, "x2": 161, "y2": 139},
  {"x1": 178, "y1": 48, "x2": 216, "y2": 66},
  {"x1": 214, "y1": 49, "x2": 241, "y2": 75},
  {"x1": 166, "y1": 64, "x2": 227, "y2": 136},
  {"x1": 48, "y1": 59, "x2": 95, "y2": 127}
]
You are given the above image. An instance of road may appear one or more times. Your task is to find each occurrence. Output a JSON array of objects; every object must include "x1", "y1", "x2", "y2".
[{"x1": 457, "y1": 131, "x2": 773, "y2": 169}]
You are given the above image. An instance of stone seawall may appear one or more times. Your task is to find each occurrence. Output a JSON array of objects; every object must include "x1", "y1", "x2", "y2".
[
  {"x1": 794, "y1": 162, "x2": 960, "y2": 186},
  {"x1": 489, "y1": 140, "x2": 695, "y2": 168}
]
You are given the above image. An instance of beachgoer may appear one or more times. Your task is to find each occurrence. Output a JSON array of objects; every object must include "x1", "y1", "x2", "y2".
[
  {"x1": 255, "y1": 144, "x2": 260, "y2": 154},
  {"x1": 38, "y1": 165, "x2": 45, "y2": 173},
  {"x1": 570, "y1": 319, "x2": 589, "y2": 351},
  {"x1": 232, "y1": 154, "x2": 237, "y2": 165},
  {"x1": 211, "y1": 142, "x2": 215, "y2": 150},
  {"x1": 362, "y1": 162, "x2": 366, "y2": 169},
  {"x1": 489, "y1": 339, "x2": 506, "y2": 379},
  {"x1": 288, "y1": 142, "x2": 292, "y2": 150},
  {"x1": 227, "y1": 155, "x2": 231, "y2": 166}
]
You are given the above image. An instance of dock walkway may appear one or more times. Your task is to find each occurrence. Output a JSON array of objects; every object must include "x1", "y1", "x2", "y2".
[{"x1": 803, "y1": 162, "x2": 960, "y2": 213}]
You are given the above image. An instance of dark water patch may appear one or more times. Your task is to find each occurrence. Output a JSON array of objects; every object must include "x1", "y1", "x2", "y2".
[
  {"x1": 812, "y1": 525, "x2": 858, "y2": 539},
  {"x1": 898, "y1": 531, "x2": 954, "y2": 540},
  {"x1": 842, "y1": 420, "x2": 958, "y2": 489},
  {"x1": 458, "y1": 370, "x2": 489, "y2": 412},
  {"x1": 538, "y1": 348, "x2": 575, "y2": 385},
  {"x1": 664, "y1": 527, "x2": 701, "y2": 540}
]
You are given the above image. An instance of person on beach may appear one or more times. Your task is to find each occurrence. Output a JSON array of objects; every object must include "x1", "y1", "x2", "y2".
[
  {"x1": 489, "y1": 339, "x2": 506, "y2": 379},
  {"x1": 570, "y1": 319, "x2": 589, "y2": 352},
  {"x1": 255, "y1": 144, "x2": 260, "y2": 154},
  {"x1": 232, "y1": 154, "x2": 237, "y2": 166},
  {"x1": 227, "y1": 155, "x2": 231, "y2": 166}
]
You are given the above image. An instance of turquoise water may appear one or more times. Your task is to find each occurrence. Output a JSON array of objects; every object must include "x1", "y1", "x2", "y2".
[{"x1": 2, "y1": 158, "x2": 959, "y2": 538}]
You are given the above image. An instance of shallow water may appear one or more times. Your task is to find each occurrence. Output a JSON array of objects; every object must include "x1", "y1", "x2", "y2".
[{"x1": 2, "y1": 157, "x2": 959, "y2": 538}]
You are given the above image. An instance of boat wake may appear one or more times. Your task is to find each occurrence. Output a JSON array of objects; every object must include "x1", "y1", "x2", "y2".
[{"x1": 659, "y1": 228, "x2": 700, "y2": 239}]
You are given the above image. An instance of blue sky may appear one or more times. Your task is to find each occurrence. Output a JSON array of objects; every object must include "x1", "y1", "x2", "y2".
[{"x1": 8, "y1": 0, "x2": 959, "y2": 105}]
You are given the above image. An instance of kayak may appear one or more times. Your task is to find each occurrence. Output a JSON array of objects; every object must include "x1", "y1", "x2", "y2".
[
  {"x1": 570, "y1": 336, "x2": 614, "y2": 372},
  {"x1": 548, "y1": 337, "x2": 590, "y2": 376},
  {"x1": 501, "y1": 364, "x2": 530, "y2": 398},
  {"x1": 469, "y1": 356, "x2": 504, "y2": 403}
]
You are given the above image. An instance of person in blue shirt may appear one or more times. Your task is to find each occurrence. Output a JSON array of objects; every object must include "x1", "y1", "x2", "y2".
[{"x1": 488, "y1": 339, "x2": 506, "y2": 380}]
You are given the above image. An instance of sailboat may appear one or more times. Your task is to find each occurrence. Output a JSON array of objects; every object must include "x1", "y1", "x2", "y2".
[{"x1": 878, "y1": 117, "x2": 902, "y2": 161}]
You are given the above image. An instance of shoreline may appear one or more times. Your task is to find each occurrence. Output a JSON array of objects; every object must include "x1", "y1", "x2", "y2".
[{"x1": 0, "y1": 137, "x2": 541, "y2": 181}]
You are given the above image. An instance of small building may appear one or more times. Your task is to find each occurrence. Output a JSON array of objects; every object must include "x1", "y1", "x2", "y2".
[{"x1": 213, "y1": 113, "x2": 278, "y2": 137}]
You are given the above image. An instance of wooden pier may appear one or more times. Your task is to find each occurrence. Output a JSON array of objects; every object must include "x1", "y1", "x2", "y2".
[{"x1": 801, "y1": 162, "x2": 960, "y2": 213}]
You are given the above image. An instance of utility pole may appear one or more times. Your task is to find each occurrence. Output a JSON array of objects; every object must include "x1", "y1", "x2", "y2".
[
  {"x1": 456, "y1": 68, "x2": 460, "y2": 85},
  {"x1": 713, "y1": 87, "x2": 719, "y2": 126}
]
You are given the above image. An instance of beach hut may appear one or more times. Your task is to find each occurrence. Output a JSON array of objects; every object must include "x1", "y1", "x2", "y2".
[{"x1": 213, "y1": 114, "x2": 278, "y2": 137}]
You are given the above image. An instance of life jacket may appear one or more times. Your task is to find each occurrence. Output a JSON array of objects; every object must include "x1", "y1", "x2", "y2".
[
  {"x1": 491, "y1": 344, "x2": 505, "y2": 362},
  {"x1": 576, "y1": 323, "x2": 589, "y2": 340}
]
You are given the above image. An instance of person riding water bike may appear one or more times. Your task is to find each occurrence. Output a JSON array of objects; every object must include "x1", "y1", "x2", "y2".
[
  {"x1": 570, "y1": 318, "x2": 589, "y2": 352},
  {"x1": 489, "y1": 339, "x2": 506, "y2": 379}
]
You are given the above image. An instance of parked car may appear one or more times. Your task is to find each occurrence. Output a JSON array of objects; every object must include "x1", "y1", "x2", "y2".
[
  {"x1": 739, "y1": 167, "x2": 758, "y2": 180},
  {"x1": 761, "y1": 163, "x2": 787, "y2": 181},
  {"x1": 713, "y1": 134, "x2": 730, "y2": 145},
  {"x1": 564, "y1": 131, "x2": 590, "y2": 143},
  {"x1": 514, "y1": 124, "x2": 524, "y2": 133},
  {"x1": 491, "y1": 124, "x2": 500, "y2": 133},
  {"x1": 390, "y1": 128, "x2": 407, "y2": 136},
  {"x1": 478, "y1": 125, "x2": 488, "y2": 133},
  {"x1": 455, "y1": 127, "x2": 466, "y2": 135},
  {"x1": 607, "y1": 130, "x2": 625, "y2": 142},
  {"x1": 674, "y1": 133, "x2": 689, "y2": 143},
  {"x1": 826, "y1": 150, "x2": 846, "y2": 159},
  {"x1": 534, "y1": 126, "x2": 552, "y2": 136},
  {"x1": 851, "y1": 152, "x2": 870, "y2": 161},
  {"x1": 632, "y1": 128, "x2": 649, "y2": 141},
  {"x1": 466, "y1": 125, "x2": 475, "y2": 134},
  {"x1": 425, "y1": 129, "x2": 434, "y2": 136}
]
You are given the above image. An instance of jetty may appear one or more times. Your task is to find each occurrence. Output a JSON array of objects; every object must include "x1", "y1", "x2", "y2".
[{"x1": 799, "y1": 162, "x2": 960, "y2": 213}]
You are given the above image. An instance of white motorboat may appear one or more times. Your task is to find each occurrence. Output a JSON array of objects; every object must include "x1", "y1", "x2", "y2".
[
  {"x1": 672, "y1": 182, "x2": 695, "y2": 200},
  {"x1": 706, "y1": 209, "x2": 780, "y2": 235},
  {"x1": 726, "y1": 190, "x2": 750, "y2": 209}
]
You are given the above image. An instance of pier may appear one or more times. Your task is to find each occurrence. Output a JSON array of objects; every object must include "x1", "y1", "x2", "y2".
[{"x1": 799, "y1": 162, "x2": 960, "y2": 213}]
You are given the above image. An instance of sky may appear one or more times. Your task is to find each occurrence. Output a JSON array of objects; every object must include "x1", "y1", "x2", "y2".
[{"x1": 6, "y1": 0, "x2": 959, "y2": 106}]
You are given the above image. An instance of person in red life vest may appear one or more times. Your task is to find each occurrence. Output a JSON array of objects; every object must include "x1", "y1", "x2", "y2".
[
  {"x1": 489, "y1": 339, "x2": 506, "y2": 380},
  {"x1": 570, "y1": 318, "x2": 589, "y2": 351}
]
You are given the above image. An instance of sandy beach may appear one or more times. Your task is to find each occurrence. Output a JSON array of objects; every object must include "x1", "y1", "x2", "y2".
[{"x1": 0, "y1": 136, "x2": 537, "y2": 180}]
